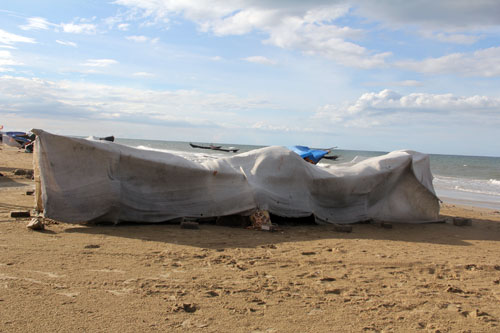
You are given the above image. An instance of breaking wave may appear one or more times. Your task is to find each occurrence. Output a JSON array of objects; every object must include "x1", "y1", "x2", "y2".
[{"x1": 433, "y1": 175, "x2": 500, "y2": 197}]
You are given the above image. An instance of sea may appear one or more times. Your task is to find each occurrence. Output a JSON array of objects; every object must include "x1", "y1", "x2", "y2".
[{"x1": 116, "y1": 138, "x2": 500, "y2": 210}]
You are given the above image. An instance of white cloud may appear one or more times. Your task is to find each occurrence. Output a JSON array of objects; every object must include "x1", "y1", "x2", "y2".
[
  {"x1": 19, "y1": 17, "x2": 52, "y2": 31},
  {"x1": 118, "y1": 23, "x2": 130, "y2": 31},
  {"x1": 395, "y1": 80, "x2": 423, "y2": 87},
  {"x1": 113, "y1": 1, "x2": 390, "y2": 68},
  {"x1": 0, "y1": 50, "x2": 21, "y2": 67},
  {"x1": 126, "y1": 35, "x2": 159, "y2": 43},
  {"x1": 0, "y1": 29, "x2": 36, "y2": 45},
  {"x1": 355, "y1": 0, "x2": 500, "y2": 30},
  {"x1": 242, "y1": 56, "x2": 276, "y2": 65},
  {"x1": 364, "y1": 80, "x2": 423, "y2": 87},
  {"x1": 0, "y1": 75, "x2": 273, "y2": 128},
  {"x1": 263, "y1": 17, "x2": 391, "y2": 68},
  {"x1": 132, "y1": 71, "x2": 155, "y2": 77},
  {"x1": 314, "y1": 89, "x2": 500, "y2": 128},
  {"x1": 419, "y1": 30, "x2": 481, "y2": 45},
  {"x1": 397, "y1": 47, "x2": 500, "y2": 77},
  {"x1": 56, "y1": 40, "x2": 77, "y2": 47},
  {"x1": 126, "y1": 35, "x2": 149, "y2": 42},
  {"x1": 251, "y1": 121, "x2": 293, "y2": 132},
  {"x1": 81, "y1": 59, "x2": 118, "y2": 67},
  {"x1": 19, "y1": 16, "x2": 97, "y2": 34},
  {"x1": 204, "y1": 7, "x2": 278, "y2": 36},
  {"x1": 112, "y1": 1, "x2": 500, "y2": 69},
  {"x1": 60, "y1": 22, "x2": 97, "y2": 34},
  {"x1": 354, "y1": 1, "x2": 499, "y2": 46}
]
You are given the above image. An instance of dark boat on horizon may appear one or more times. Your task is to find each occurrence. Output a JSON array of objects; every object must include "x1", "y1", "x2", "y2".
[{"x1": 189, "y1": 143, "x2": 239, "y2": 153}]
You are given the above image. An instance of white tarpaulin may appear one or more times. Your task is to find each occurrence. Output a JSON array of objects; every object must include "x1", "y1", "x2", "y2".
[{"x1": 32, "y1": 129, "x2": 439, "y2": 224}]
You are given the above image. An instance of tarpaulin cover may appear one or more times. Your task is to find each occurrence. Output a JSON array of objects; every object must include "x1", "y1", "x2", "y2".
[{"x1": 32, "y1": 129, "x2": 440, "y2": 224}]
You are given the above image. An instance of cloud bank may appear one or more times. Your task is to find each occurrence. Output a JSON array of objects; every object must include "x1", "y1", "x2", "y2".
[
  {"x1": 315, "y1": 89, "x2": 500, "y2": 128},
  {"x1": 0, "y1": 75, "x2": 273, "y2": 129}
]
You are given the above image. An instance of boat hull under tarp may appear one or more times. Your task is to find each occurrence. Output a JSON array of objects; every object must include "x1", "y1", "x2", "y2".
[{"x1": 33, "y1": 129, "x2": 439, "y2": 224}]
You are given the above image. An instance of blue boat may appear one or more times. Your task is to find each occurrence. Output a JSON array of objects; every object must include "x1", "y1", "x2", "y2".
[
  {"x1": 288, "y1": 145, "x2": 338, "y2": 164},
  {"x1": 2, "y1": 131, "x2": 34, "y2": 150}
]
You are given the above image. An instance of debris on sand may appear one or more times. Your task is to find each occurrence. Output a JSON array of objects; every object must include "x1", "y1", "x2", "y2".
[
  {"x1": 27, "y1": 217, "x2": 44, "y2": 231},
  {"x1": 11, "y1": 211, "x2": 31, "y2": 218}
]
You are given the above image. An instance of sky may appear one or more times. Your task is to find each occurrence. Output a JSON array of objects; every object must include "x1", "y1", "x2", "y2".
[{"x1": 0, "y1": 1, "x2": 499, "y2": 156}]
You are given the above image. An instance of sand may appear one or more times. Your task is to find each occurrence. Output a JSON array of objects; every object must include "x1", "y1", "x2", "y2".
[{"x1": 1, "y1": 144, "x2": 500, "y2": 332}]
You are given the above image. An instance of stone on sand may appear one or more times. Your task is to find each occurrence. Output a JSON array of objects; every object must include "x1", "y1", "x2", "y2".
[{"x1": 27, "y1": 217, "x2": 44, "y2": 231}]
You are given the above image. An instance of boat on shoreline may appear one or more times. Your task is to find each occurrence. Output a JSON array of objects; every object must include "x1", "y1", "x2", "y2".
[
  {"x1": 1, "y1": 131, "x2": 36, "y2": 152},
  {"x1": 288, "y1": 145, "x2": 339, "y2": 164},
  {"x1": 189, "y1": 143, "x2": 239, "y2": 153}
]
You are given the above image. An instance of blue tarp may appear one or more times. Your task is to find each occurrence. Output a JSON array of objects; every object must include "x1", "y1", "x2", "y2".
[{"x1": 288, "y1": 145, "x2": 329, "y2": 164}]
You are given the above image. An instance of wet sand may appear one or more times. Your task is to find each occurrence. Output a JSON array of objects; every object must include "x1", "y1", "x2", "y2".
[{"x1": 1, "y1": 145, "x2": 500, "y2": 332}]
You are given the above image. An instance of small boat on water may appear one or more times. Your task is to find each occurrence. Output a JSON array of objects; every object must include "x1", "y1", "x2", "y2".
[
  {"x1": 189, "y1": 143, "x2": 221, "y2": 149},
  {"x1": 99, "y1": 135, "x2": 115, "y2": 142},
  {"x1": 189, "y1": 143, "x2": 239, "y2": 153}
]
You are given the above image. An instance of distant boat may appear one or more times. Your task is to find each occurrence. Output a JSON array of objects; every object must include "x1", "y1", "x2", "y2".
[
  {"x1": 189, "y1": 143, "x2": 221, "y2": 149},
  {"x1": 99, "y1": 135, "x2": 115, "y2": 142},
  {"x1": 189, "y1": 143, "x2": 239, "y2": 153}
]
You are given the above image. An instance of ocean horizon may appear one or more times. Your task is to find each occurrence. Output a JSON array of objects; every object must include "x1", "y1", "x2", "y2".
[{"x1": 114, "y1": 137, "x2": 500, "y2": 211}]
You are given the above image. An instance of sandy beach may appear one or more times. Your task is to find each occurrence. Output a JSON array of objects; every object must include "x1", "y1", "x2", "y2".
[{"x1": 1, "y1": 145, "x2": 499, "y2": 332}]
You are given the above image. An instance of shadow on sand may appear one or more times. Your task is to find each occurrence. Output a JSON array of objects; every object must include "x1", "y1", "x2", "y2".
[
  {"x1": 63, "y1": 214, "x2": 500, "y2": 249},
  {"x1": 0, "y1": 177, "x2": 33, "y2": 215}
]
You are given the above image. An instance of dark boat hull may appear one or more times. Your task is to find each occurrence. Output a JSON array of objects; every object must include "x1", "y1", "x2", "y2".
[{"x1": 189, "y1": 143, "x2": 238, "y2": 153}]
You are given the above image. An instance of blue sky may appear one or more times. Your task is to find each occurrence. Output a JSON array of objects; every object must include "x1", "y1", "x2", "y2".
[{"x1": 1, "y1": 1, "x2": 499, "y2": 156}]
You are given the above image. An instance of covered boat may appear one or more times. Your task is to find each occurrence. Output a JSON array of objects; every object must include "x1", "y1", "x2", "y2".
[
  {"x1": 33, "y1": 129, "x2": 439, "y2": 224},
  {"x1": 2, "y1": 131, "x2": 33, "y2": 148}
]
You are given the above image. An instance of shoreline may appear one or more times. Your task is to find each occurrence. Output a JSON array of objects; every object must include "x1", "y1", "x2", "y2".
[{"x1": 438, "y1": 195, "x2": 499, "y2": 211}]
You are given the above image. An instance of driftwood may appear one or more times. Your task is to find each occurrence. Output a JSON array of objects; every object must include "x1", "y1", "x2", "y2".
[{"x1": 10, "y1": 211, "x2": 31, "y2": 218}]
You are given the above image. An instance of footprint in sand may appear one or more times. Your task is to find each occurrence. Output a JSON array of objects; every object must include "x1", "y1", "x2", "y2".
[
  {"x1": 89, "y1": 269, "x2": 125, "y2": 274},
  {"x1": 57, "y1": 292, "x2": 80, "y2": 298},
  {"x1": 106, "y1": 288, "x2": 133, "y2": 296},
  {"x1": 27, "y1": 270, "x2": 66, "y2": 278}
]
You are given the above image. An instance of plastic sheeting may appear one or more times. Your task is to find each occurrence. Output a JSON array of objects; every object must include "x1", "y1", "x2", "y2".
[
  {"x1": 288, "y1": 145, "x2": 329, "y2": 164},
  {"x1": 32, "y1": 129, "x2": 440, "y2": 224}
]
